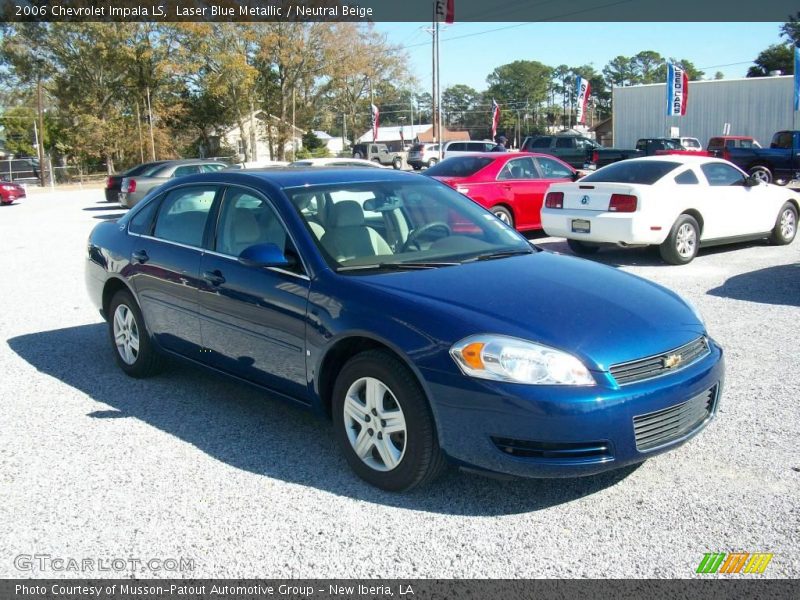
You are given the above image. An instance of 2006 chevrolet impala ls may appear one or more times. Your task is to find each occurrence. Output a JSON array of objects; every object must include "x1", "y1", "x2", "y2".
[{"x1": 85, "y1": 168, "x2": 724, "y2": 491}]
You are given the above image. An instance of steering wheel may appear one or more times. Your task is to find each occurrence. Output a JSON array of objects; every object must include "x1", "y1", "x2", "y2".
[{"x1": 401, "y1": 222, "x2": 452, "y2": 252}]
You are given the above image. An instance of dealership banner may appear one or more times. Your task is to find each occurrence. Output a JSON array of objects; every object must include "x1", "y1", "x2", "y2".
[
  {"x1": 575, "y1": 76, "x2": 591, "y2": 124},
  {"x1": 666, "y1": 63, "x2": 689, "y2": 117},
  {"x1": 2, "y1": 580, "x2": 798, "y2": 600},
  {"x1": 2, "y1": 0, "x2": 799, "y2": 22}
]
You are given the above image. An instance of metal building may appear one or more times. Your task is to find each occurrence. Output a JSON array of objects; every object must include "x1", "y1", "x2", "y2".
[{"x1": 612, "y1": 75, "x2": 798, "y2": 149}]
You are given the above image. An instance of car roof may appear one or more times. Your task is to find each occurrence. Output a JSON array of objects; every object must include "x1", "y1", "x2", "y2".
[
  {"x1": 207, "y1": 166, "x2": 419, "y2": 188},
  {"x1": 617, "y1": 155, "x2": 726, "y2": 165},
  {"x1": 444, "y1": 151, "x2": 568, "y2": 162}
]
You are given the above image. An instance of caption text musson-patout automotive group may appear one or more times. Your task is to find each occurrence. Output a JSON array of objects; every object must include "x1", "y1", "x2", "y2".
[{"x1": 13, "y1": 2, "x2": 375, "y2": 19}]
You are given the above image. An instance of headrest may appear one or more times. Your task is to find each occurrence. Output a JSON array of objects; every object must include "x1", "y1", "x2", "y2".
[
  {"x1": 232, "y1": 209, "x2": 260, "y2": 242},
  {"x1": 333, "y1": 201, "x2": 365, "y2": 227},
  {"x1": 294, "y1": 193, "x2": 313, "y2": 210}
]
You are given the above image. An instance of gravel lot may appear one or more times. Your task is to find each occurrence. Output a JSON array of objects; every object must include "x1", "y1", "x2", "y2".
[{"x1": 0, "y1": 188, "x2": 798, "y2": 579}]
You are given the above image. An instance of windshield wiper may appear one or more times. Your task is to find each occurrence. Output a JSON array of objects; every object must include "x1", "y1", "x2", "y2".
[
  {"x1": 337, "y1": 261, "x2": 460, "y2": 272},
  {"x1": 463, "y1": 249, "x2": 533, "y2": 263}
]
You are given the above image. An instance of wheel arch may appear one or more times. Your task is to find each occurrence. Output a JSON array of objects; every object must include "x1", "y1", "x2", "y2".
[
  {"x1": 680, "y1": 208, "x2": 705, "y2": 236},
  {"x1": 783, "y1": 197, "x2": 800, "y2": 216},
  {"x1": 102, "y1": 276, "x2": 136, "y2": 320},
  {"x1": 490, "y1": 202, "x2": 515, "y2": 221},
  {"x1": 315, "y1": 333, "x2": 439, "y2": 431}
]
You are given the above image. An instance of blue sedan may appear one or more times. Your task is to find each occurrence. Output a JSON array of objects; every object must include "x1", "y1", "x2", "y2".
[{"x1": 85, "y1": 167, "x2": 724, "y2": 491}]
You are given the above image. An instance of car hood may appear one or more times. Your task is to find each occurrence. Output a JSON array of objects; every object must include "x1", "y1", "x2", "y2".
[{"x1": 355, "y1": 251, "x2": 704, "y2": 371}]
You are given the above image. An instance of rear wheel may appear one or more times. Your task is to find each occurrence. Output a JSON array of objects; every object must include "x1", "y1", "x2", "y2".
[
  {"x1": 353, "y1": 151, "x2": 363, "y2": 159},
  {"x1": 332, "y1": 350, "x2": 446, "y2": 491},
  {"x1": 659, "y1": 214, "x2": 700, "y2": 265},
  {"x1": 392, "y1": 157, "x2": 402, "y2": 170},
  {"x1": 108, "y1": 290, "x2": 162, "y2": 378},
  {"x1": 748, "y1": 165, "x2": 773, "y2": 184},
  {"x1": 567, "y1": 239, "x2": 600, "y2": 255},
  {"x1": 411, "y1": 165, "x2": 421, "y2": 171},
  {"x1": 770, "y1": 202, "x2": 798, "y2": 245},
  {"x1": 491, "y1": 206, "x2": 514, "y2": 228},
  {"x1": 427, "y1": 158, "x2": 438, "y2": 168}
]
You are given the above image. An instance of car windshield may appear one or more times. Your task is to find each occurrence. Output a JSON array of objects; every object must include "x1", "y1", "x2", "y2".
[
  {"x1": 424, "y1": 156, "x2": 495, "y2": 178},
  {"x1": 285, "y1": 178, "x2": 533, "y2": 271},
  {"x1": 581, "y1": 160, "x2": 681, "y2": 185}
]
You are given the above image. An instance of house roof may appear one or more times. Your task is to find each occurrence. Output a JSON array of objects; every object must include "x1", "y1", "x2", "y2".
[{"x1": 312, "y1": 130, "x2": 333, "y2": 140}]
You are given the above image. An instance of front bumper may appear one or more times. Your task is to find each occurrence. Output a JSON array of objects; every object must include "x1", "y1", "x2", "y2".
[{"x1": 420, "y1": 341, "x2": 724, "y2": 478}]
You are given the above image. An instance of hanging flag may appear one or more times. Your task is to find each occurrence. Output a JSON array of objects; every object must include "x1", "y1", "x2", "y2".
[
  {"x1": 371, "y1": 103, "x2": 380, "y2": 142},
  {"x1": 491, "y1": 99, "x2": 500, "y2": 140},
  {"x1": 575, "y1": 76, "x2": 591, "y2": 125},
  {"x1": 794, "y1": 45, "x2": 800, "y2": 111},
  {"x1": 434, "y1": 0, "x2": 455, "y2": 24},
  {"x1": 666, "y1": 63, "x2": 689, "y2": 116}
]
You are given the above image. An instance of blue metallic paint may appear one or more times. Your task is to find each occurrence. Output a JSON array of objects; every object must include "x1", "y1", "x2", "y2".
[{"x1": 86, "y1": 168, "x2": 724, "y2": 479}]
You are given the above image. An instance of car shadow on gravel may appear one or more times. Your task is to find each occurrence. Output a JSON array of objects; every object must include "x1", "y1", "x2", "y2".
[
  {"x1": 8, "y1": 323, "x2": 639, "y2": 516},
  {"x1": 708, "y1": 262, "x2": 800, "y2": 307}
]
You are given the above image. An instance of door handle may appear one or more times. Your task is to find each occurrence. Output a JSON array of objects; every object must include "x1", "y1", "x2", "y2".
[
  {"x1": 202, "y1": 270, "x2": 226, "y2": 286},
  {"x1": 502, "y1": 184, "x2": 513, "y2": 190},
  {"x1": 132, "y1": 250, "x2": 149, "y2": 263}
]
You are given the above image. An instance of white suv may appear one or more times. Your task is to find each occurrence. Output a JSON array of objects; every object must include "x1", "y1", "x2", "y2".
[
  {"x1": 442, "y1": 140, "x2": 497, "y2": 160},
  {"x1": 407, "y1": 143, "x2": 440, "y2": 170}
]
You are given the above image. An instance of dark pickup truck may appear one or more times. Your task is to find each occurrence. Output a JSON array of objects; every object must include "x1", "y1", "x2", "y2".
[
  {"x1": 520, "y1": 134, "x2": 696, "y2": 170},
  {"x1": 724, "y1": 130, "x2": 800, "y2": 185}
]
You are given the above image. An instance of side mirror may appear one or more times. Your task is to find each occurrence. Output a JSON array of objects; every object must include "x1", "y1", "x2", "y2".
[
  {"x1": 744, "y1": 175, "x2": 760, "y2": 187},
  {"x1": 238, "y1": 243, "x2": 290, "y2": 268},
  {"x1": 572, "y1": 171, "x2": 582, "y2": 181}
]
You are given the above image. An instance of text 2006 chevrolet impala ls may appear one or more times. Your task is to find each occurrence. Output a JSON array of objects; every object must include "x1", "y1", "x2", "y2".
[{"x1": 86, "y1": 167, "x2": 724, "y2": 491}]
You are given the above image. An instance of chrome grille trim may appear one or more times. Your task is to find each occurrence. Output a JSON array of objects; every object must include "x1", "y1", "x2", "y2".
[
  {"x1": 633, "y1": 385, "x2": 718, "y2": 452},
  {"x1": 610, "y1": 336, "x2": 710, "y2": 385}
]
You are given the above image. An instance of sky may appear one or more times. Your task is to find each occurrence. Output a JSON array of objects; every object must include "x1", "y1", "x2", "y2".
[{"x1": 375, "y1": 22, "x2": 787, "y2": 92}]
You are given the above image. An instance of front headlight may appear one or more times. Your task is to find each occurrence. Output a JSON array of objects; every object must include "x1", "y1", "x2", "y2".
[{"x1": 450, "y1": 335, "x2": 595, "y2": 386}]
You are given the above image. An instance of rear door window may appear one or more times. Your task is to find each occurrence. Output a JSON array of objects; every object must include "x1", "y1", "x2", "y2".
[
  {"x1": 530, "y1": 137, "x2": 552, "y2": 148},
  {"x1": 153, "y1": 186, "x2": 219, "y2": 247},
  {"x1": 172, "y1": 165, "x2": 202, "y2": 177},
  {"x1": 555, "y1": 137, "x2": 575, "y2": 149}
]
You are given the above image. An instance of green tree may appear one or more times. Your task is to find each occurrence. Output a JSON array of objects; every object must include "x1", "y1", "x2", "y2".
[
  {"x1": 653, "y1": 59, "x2": 705, "y2": 82},
  {"x1": 602, "y1": 55, "x2": 636, "y2": 87},
  {"x1": 780, "y1": 12, "x2": 800, "y2": 44},
  {"x1": 0, "y1": 107, "x2": 36, "y2": 156},
  {"x1": 631, "y1": 50, "x2": 664, "y2": 84},
  {"x1": 442, "y1": 84, "x2": 478, "y2": 129},
  {"x1": 747, "y1": 44, "x2": 793, "y2": 77}
]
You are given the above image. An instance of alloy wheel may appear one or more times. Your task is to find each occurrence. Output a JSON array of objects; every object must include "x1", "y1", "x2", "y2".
[
  {"x1": 780, "y1": 208, "x2": 796, "y2": 240},
  {"x1": 113, "y1": 304, "x2": 140, "y2": 365},
  {"x1": 675, "y1": 223, "x2": 697, "y2": 258},
  {"x1": 343, "y1": 376, "x2": 407, "y2": 472}
]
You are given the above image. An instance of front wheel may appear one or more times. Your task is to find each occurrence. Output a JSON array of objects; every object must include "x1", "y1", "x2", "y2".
[
  {"x1": 332, "y1": 350, "x2": 446, "y2": 491},
  {"x1": 567, "y1": 239, "x2": 600, "y2": 255},
  {"x1": 659, "y1": 214, "x2": 700, "y2": 265},
  {"x1": 392, "y1": 157, "x2": 402, "y2": 170},
  {"x1": 770, "y1": 202, "x2": 798, "y2": 245},
  {"x1": 108, "y1": 289, "x2": 162, "y2": 377}
]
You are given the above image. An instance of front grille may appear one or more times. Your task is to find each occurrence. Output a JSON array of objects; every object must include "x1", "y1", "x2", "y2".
[
  {"x1": 610, "y1": 337, "x2": 709, "y2": 385},
  {"x1": 491, "y1": 437, "x2": 612, "y2": 462},
  {"x1": 633, "y1": 385, "x2": 717, "y2": 452}
]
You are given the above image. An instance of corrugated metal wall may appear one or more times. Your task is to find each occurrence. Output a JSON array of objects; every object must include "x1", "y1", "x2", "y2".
[{"x1": 612, "y1": 76, "x2": 797, "y2": 149}]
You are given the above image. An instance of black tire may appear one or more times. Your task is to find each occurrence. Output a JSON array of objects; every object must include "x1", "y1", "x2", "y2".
[
  {"x1": 412, "y1": 165, "x2": 422, "y2": 171},
  {"x1": 769, "y1": 202, "x2": 798, "y2": 245},
  {"x1": 332, "y1": 349, "x2": 447, "y2": 491},
  {"x1": 659, "y1": 214, "x2": 700, "y2": 265},
  {"x1": 392, "y1": 157, "x2": 402, "y2": 170},
  {"x1": 491, "y1": 205, "x2": 514, "y2": 228},
  {"x1": 567, "y1": 239, "x2": 600, "y2": 255},
  {"x1": 353, "y1": 152, "x2": 363, "y2": 159},
  {"x1": 108, "y1": 289, "x2": 162, "y2": 378},
  {"x1": 748, "y1": 165, "x2": 773, "y2": 184}
]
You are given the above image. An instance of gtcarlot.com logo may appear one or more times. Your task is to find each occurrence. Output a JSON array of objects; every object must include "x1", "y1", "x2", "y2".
[
  {"x1": 696, "y1": 552, "x2": 773, "y2": 574},
  {"x1": 14, "y1": 554, "x2": 195, "y2": 573}
]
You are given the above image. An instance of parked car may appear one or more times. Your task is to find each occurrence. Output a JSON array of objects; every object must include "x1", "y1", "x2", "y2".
[
  {"x1": 288, "y1": 158, "x2": 386, "y2": 168},
  {"x1": 119, "y1": 160, "x2": 227, "y2": 208},
  {"x1": 441, "y1": 140, "x2": 497, "y2": 160},
  {"x1": 706, "y1": 136, "x2": 761, "y2": 161},
  {"x1": 541, "y1": 155, "x2": 798, "y2": 264},
  {"x1": 351, "y1": 143, "x2": 403, "y2": 169},
  {"x1": 105, "y1": 160, "x2": 169, "y2": 203},
  {"x1": 424, "y1": 152, "x2": 578, "y2": 231},
  {"x1": 407, "y1": 143, "x2": 440, "y2": 170},
  {"x1": 722, "y1": 130, "x2": 800, "y2": 185},
  {"x1": 520, "y1": 134, "x2": 602, "y2": 169},
  {"x1": 0, "y1": 181, "x2": 26, "y2": 204},
  {"x1": 672, "y1": 137, "x2": 704, "y2": 152},
  {"x1": 87, "y1": 167, "x2": 724, "y2": 490},
  {"x1": 589, "y1": 138, "x2": 708, "y2": 169},
  {"x1": 224, "y1": 160, "x2": 289, "y2": 170},
  {"x1": 0, "y1": 157, "x2": 40, "y2": 184}
]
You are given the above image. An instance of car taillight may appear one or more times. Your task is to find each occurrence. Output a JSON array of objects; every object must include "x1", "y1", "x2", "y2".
[
  {"x1": 545, "y1": 192, "x2": 564, "y2": 209},
  {"x1": 592, "y1": 150, "x2": 599, "y2": 164},
  {"x1": 722, "y1": 149, "x2": 731, "y2": 161},
  {"x1": 106, "y1": 177, "x2": 112, "y2": 188},
  {"x1": 126, "y1": 179, "x2": 136, "y2": 193},
  {"x1": 609, "y1": 194, "x2": 637, "y2": 212}
]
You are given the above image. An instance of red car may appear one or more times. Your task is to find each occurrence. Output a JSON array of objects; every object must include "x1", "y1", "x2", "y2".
[
  {"x1": 424, "y1": 152, "x2": 577, "y2": 231},
  {"x1": 0, "y1": 182, "x2": 26, "y2": 205}
]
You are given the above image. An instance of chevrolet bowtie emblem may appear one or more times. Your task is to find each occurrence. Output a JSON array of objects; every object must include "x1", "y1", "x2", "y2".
[{"x1": 662, "y1": 354, "x2": 683, "y2": 369}]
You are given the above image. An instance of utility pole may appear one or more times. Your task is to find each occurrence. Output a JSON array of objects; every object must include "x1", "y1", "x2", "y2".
[
  {"x1": 36, "y1": 76, "x2": 45, "y2": 187},
  {"x1": 134, "y1": 99, "x2": 145, "y2": 163},
  {"x1": 410, "y1": 95, "x2": 415, "y2": 141},
  {"x1": 436, "y1": 17, "x2": 442, "y2": 156},
  {"x1": 292, "y1": 87, "x2": 296, "y2": 162},
  {"x1": 146, "y1": 86, "x2": 156, "y2": 161}
]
